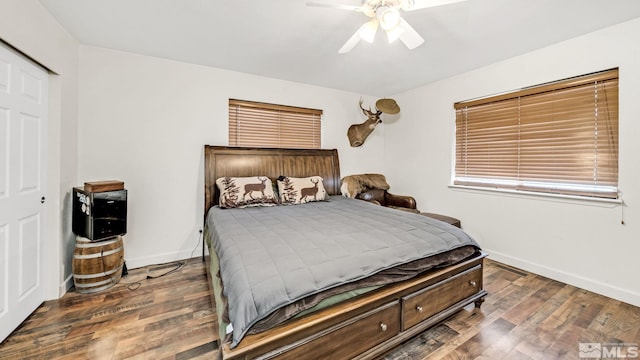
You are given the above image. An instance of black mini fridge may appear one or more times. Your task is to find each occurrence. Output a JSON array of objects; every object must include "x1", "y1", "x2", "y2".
[{"x1": 72, "y1": 188, "x2": 127, "y2": 241}]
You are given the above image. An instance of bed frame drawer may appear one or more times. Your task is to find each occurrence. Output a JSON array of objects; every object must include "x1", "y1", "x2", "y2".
[
  {"x1": 402, "y1": 265, "x2": 482, "y2": 330},
  {"x1": 271, "y1": 302, "x2": 400, "y2": 360}
]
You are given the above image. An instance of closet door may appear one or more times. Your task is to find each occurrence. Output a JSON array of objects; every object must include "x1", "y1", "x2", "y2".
[{"x1": 0, "y1": 41, "x2": 48, "y2": 342}]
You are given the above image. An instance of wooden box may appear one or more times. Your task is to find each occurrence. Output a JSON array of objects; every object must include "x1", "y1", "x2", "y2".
[{"x1": 84, "y1": 180, "x2": 124, "y2": 193}]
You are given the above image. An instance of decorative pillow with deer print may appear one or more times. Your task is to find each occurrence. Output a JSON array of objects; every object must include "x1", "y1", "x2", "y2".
[
  {"x1": 216, "y1": 176, "x2": 279, "y2": 208},
  {"x1": 277, "y1": 176, "x2": 327, "y2": 205}
]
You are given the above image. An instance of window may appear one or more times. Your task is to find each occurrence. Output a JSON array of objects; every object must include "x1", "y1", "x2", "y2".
[
  {"x1": 454, "y1": 68, "x2": 619, "y2": 199},
  {"x1": 228, "y1": 99, "x2": 322, "y2": 149}
]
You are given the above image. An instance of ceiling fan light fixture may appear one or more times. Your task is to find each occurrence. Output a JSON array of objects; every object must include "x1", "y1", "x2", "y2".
[
  {"x1": 306, "y1": 0, "x2": 439, "y2": 53},
  {"x1": 377, "y1": 6, "x2": 401, "y2": 31},
  {"x1": 358, "y1": 19, "x2": 378, "y2": 43}
]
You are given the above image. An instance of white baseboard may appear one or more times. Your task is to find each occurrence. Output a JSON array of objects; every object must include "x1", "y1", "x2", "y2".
[
  {"x1": 59, "y1": 273, "x2": 74, "y2": 297},
  {"x1": 124, "y1": 249, "x2": 204, "y2": 270},
  {"x1": 486, "y1": 249, "x2": 640, "y2": 308}
]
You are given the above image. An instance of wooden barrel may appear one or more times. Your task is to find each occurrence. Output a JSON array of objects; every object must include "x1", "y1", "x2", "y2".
[{"x1": 72, "y1": 236, "x2": 124, "y2": 294}]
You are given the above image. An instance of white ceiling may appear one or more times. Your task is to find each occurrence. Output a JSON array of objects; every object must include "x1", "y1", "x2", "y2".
[{"x1": 39, "y1": 0, "x2": 640, "y2": 96}]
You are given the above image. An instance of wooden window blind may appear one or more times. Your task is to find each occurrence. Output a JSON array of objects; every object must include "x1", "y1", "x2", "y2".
[
  {"x1": 454, "y1": 68, "x2": 619, "y2": 199},
  {"x1": 228, "y1": 99, "x2": 322, "y2": 149}
]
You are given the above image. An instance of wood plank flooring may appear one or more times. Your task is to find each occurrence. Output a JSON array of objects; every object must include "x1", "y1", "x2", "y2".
[{"x1": 1, "y1": 258, "x2": 639, "y2": 359}]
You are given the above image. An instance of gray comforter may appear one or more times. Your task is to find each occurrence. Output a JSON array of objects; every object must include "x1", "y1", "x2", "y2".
[{"x1": 206, "y1": 195, "x2": 480, "y2": 348}]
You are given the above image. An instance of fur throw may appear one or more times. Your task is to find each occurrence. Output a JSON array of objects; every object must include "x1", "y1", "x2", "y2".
[{"x1": 340, "y1": 174, "x2": 390, "y2": 198}]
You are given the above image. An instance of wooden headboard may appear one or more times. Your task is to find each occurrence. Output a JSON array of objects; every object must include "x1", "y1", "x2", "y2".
[{"x1": 204, "y1": 146, "x2": 341, "y2": 215}]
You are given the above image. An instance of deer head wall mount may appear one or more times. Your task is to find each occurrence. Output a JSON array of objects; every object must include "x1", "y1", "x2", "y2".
[{"x1": 347, "y1": 98, "x2": 400, "y2": 147}]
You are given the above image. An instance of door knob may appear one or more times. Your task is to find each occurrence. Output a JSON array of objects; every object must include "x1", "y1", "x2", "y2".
[{"x1": 41, "y1": 196, "x2": 46, "y2": 204}]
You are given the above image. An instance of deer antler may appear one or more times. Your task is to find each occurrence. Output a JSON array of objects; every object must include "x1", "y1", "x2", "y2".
[
  {"x1": 358, "y1": 97, "x2": 367, "y2": 114},
  {"x1": 359, "y1": 97, "x2": 382, "y2": 117}
]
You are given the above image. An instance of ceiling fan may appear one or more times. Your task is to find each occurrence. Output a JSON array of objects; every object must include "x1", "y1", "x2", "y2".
[{"x1": 307, "y1": 0, "x2": 467, "y2": 53}]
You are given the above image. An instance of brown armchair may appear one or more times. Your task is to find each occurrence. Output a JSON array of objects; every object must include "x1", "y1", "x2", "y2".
[{"x1": 356, "y1": 188, "x2": 419, "y2": 213}]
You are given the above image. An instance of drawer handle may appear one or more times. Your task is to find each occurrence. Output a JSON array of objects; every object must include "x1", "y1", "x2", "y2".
[
  {"x1": 416, "y1": 306, "x2": 423, "y2": 313},
  {"x1": 380, "y1": 322, "x2": 388, "y2": 332},
  {"x1": 469, "y1": 281, "x2": 477, "y2": 287}
]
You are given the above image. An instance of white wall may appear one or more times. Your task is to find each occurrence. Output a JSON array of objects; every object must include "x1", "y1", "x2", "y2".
[
  {"x1": 0, "y1": 0, "x2": 79, "y2": 298},
  {"x1": 386, "y1": 18, "x2": 640, "y2": 306},
  {"x1": 77, "y1": 46, "x2": 385, "y2": 268}
]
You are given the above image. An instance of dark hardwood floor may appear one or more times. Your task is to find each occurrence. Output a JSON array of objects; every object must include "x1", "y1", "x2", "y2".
[{"x1": 1, "y1": 258, "x2": 639, "y2": 359}]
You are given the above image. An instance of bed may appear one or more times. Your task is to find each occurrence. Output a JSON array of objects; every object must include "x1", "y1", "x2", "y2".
[{"x1": 203, "y1": 145, "x2": 487, "y2": 360}]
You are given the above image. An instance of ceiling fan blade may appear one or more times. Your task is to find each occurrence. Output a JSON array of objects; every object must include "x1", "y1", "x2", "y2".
[
  {"x1": 397, "y1": 18, "x2": 424, "y2": 49},
  {"x1": 402, "y1": 0, "x2": 467, "y2": 11},
  {"x1": 306, "y1": 2, "x2": 363, "y2": 12},
  {"x1": 338, "y1": 29, "x2": 362, "y2": 53}
]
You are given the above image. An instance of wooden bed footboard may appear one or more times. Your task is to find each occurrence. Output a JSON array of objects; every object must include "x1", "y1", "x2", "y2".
[{"x1": 206, "y1": 252, "x2": 487, "y2": 360}]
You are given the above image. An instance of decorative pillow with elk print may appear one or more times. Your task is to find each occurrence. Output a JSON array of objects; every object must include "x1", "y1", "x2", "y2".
[
  {"x1": 216, "y1": 176, "x2": 279, "y2": 209},
  {"x1": 277, "y1": 176, "x2": 327, "y2": 205}
]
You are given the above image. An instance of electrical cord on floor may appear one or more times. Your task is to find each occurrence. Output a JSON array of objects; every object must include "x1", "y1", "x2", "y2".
[
  {"x1": 145, "y1": 228, "x2": 203, "y2": 280},
  {"x1": 146, "y1": 261, "x2": 184, "y2": 279},
  {"x1": 101, "y1": 229, "x2": 204, "y2": 291}
]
